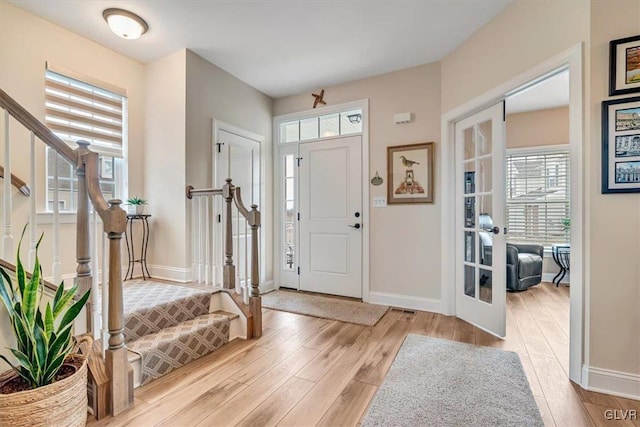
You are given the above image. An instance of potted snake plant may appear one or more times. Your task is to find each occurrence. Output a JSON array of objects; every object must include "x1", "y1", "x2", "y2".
[{"x1": 0, "y1": 228, "x2": 91, "y2": 427}]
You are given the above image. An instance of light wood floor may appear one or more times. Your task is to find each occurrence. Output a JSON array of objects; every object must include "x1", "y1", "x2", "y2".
[{"x1": 89, "y1": 282, "x2": 638, "y2": 427}]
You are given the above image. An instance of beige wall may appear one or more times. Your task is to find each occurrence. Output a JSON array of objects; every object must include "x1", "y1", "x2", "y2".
[
  {"x1": 441, "y1": 0, "x2": 589, "y2": 114},
  {"x1": 185, "y1": 50, "x2": 274, "y2": 282},
  {"x1": 588, "y1": 0, "x2": 640, "y2": 375},
  {"x1": 275, "y1": 63, "x2": 442, "y2": 300},
  {"x1": 0, "y1": 0, "x2": 144, "y2": 276},
  {"x1": 506, "y1": 107, "x2": 569, "y2": 149},
  {"x1": 143, "y1": 50, "x2": 188, "y2": 272}
]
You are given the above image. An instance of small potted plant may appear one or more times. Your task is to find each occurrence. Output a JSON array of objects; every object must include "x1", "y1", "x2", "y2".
[
  {"x1": 127, "y1": 197, "x2": 147, "y2": 215},
  {"x1": 0, "y1": 229, "x2": 91, "y2": 427}
]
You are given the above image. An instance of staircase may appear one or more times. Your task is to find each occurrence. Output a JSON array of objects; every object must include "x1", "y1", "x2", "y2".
[
  {"x1": 119, "y1": 281, "x2": 238, "y2": 386},
  {"x1": 0, "y1": 88, "x2": 262, "y2": 418}
]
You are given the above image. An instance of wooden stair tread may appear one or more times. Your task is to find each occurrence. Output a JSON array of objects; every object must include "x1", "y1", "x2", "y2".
[{"x1": 212, "y1": 310, "x2": 240, "y2": 320}]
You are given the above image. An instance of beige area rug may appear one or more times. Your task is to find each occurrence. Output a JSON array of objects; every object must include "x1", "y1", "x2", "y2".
[
  {"x1": 261, "y1": 290, "x2": 388, "y2": 326},
  {"x1": 361, "y1": 335, "x2": 543, "y2": 427}
]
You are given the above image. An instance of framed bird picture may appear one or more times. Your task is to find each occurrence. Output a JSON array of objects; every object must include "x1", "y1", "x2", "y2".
[{"x1": 387, "y1": 142, "x2": 435, "y2": 204}]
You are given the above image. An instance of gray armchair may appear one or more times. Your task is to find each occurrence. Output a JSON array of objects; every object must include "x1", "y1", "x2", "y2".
[
  {"x1": 507, "y1": 243, "x2": 544, "y2": 291},
  {"x1": 478, "y1": 213, "x2": 544, "y2": 292}
]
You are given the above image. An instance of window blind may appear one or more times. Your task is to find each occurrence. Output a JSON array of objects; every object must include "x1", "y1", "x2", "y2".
[
  {"x1": 506, "y1": 149, "x2": 570, "y2": 247},
  {"x1": 45, "y1": 69, "x2": 125, "y2": 157}
]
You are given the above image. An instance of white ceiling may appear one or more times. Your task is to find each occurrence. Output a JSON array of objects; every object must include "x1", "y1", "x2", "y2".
[
  {"x1": 9, "y1": 0, "x2": 514, "y2": 98},
  {"x1": 506, "y1": 70, "x2": 569, "y2": 114}
]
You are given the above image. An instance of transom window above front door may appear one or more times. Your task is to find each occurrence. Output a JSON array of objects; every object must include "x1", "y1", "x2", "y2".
[{"x1": 279, "y1": 109, "x2": 362, "y2": 143}]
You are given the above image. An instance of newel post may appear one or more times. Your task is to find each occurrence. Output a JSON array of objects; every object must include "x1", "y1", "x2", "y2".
[
  {"x1": 103, "y1": 199, "x2": 133, "y2": 415},
  {"x1": 249, "y1": 204, "x2": 261, "y2": 338},
  {"x1": 75, "y1": 141, "x2": 93, "y2": 331},
  {"x1": 223, "y1": 179, "x2": 236, "y2": 289}
]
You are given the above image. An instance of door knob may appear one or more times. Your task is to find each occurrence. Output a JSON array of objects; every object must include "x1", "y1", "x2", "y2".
[
  {"x1": 490, "y1": 226, "x2": 500, "y2": 235},
  {"x1": 348, "y1": 223, "x2": 361, "y2": 229}
]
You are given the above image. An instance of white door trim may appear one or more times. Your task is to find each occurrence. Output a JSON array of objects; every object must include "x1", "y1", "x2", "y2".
[
  {"x1": 273, "y1": 99, "x2": 370, "y2": 302},
  {"x1": 440, "y1": 43, "x2": 586, "y2": 385},
  {"x1": 212, "y1": 119, "x2": 268, "y2": 288}
]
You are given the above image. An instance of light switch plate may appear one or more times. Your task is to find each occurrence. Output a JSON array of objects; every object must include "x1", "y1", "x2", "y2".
[{"x1": 373, "y1": 197, "x2": 387, "y2": 208}]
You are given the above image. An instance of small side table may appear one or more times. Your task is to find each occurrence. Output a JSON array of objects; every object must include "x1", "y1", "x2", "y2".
[
  {"x1": 551, "y1": 244, "x2": 570, "y2": 286},
  {"x1": 125, "y1": 214, "x2": 152, "y2": 280}
]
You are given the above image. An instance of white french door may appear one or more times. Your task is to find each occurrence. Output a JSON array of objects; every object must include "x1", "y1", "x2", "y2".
[
  {"x1": 299, "y1": 136, "x2": 363, "y2": 298},
  {"x1": 214, "y1": 127, "x2": 261, "y2": 288},
  {"x1": 455, "y1": 102, "x2": 506, "y2": 338}
]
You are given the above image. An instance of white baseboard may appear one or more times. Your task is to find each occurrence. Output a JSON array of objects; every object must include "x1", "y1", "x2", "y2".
[
  {"x1": 582, "y1": 365, "x2": 640, "y2": 400},
  {"x1": 542, "y1": 272, "x2": 570, "y2": 285},
  {"x1": 146, "y1": 264, "x2": 191, "y2": 283},
  {"x1": 261, "y1": 280, "x2": 275, "y2": 293},
  {"x1": 368, "y1": 291, "x2": 441, "y2": 313}
]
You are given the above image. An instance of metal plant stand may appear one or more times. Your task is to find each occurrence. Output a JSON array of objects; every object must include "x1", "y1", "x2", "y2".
[
  {"x1": 551, "y1": 244, "x2": 570, "y2": 286},
  {"x1": 125, "y1": 214, "x2": 152, "y2": 280}
]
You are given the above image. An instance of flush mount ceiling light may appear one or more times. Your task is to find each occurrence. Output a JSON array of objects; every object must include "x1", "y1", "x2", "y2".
[{"x1": 103, "y1": 8, "x2": 148, "y2": 40}]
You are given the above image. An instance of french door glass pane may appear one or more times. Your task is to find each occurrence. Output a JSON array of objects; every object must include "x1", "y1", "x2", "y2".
[
  {"x1": 464, "y1": 127, "x2": 475, "y2": 160},
  {"x1": 477, "y1": 120, "x2": 493, "y2": 156},
  {"x1": 465, "y1": 232, "x2": 475, "y2": 263},
  {"x1": 479, "y1": 268, "x2": 493, "y2": 303},
  {"x1": 464, "y1": 265, "x2": 476, "y2": 297}
]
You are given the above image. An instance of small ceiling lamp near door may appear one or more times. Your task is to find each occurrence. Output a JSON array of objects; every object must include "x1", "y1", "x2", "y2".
[{"x1": 103, "y1": 8, "x2": 149, "y2": 40}]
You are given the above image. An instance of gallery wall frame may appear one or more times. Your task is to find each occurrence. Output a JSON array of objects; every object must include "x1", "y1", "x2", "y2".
[
  {"x1": 602, "y1": 96, "x2": 640, "y2": 193},
  {"x1": 609, "y1": 34, "x2": 640, "y2": 96},
  {"x1": 387, "y1": 142, "x2": 434, "y2": 204}
]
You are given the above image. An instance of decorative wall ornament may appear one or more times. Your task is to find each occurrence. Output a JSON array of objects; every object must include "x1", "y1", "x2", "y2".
[
  {"x1": 370, "y1": 171, "x2": 383, "y2": 186},
  {"x1": 387, "y1": 142, "x2": 434, "y2": 204},
  {"x1": 610, "y1": 34, "x2": 640, "y2": 96},
  {"x1": 602, "y1": 96, "x2": 640, "y2": 193},
  {"x1": 312, "y1": 89, "x2": 326, "y2": 108}
]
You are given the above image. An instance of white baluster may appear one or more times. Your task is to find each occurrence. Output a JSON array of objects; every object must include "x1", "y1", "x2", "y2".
[
  {"x1": 28, "y1": 132, "x2": 37, "y2": 266},
  {"x1": 235, "y1": 205, "x2": 241, "y2": 295},
  {"x1": 101, "y1": 230, "x2": 108, "y2": 354},
  {"x1": 2, "y1": 110, "x2": 13, "y2": 258},
  {"x1": 197, "y1": 197, "x2": 204, "y2": 283},
  {"x1": 52, "y1": 153, "x2": 61, "y2": 284},
  {"x1": 244, "y1": 217, "x2": 249, "y2": 304},
  {"x1": 216, "y1": 197, "x2": 222, "y2": 287},
  {"x1": 91, "y1": 209, "x2": 100, "y2": 339},
  {"x1": 191, "y1": 196, "x2": 197, "y2": 282},
  {"x1": 204, "y1": 196, "x2": 210, "y2": 285}
]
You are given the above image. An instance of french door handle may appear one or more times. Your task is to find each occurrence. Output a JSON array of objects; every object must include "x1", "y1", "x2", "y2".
[
  {"x1": 490, "y1": 226, "x2": 500, "y2": 235},
  {"x1": 348, "y1": 223, "x2": 361, "y2": 229}
]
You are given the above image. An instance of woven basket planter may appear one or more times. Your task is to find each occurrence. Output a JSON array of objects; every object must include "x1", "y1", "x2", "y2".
[{"x1": 0, "y1": 355, "x2": 88, "y2": 427}]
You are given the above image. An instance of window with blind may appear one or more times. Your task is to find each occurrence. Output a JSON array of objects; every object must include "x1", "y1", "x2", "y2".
[
  {"x1": 44, "y1": 68, "x2": 126, "y2": 212},
  {"x1": 506, "y1": 149, "x2": 570, "y2": 248}
]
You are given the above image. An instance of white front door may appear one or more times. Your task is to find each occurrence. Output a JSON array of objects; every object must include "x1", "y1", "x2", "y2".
[
  {"x1": 299, "y1": 136, "x2": 362, "y2": 298},
  {"x1": 455, "y1": 102, "x2": 507, "y2": 338},
  {"x1": 215, "y1": 127, "x2": 261, "y2": 288}
]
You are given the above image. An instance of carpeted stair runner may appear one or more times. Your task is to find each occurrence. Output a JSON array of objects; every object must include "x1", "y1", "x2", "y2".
[
  {"x1": 121, "y1": 281, "x2": 232, "y2": 386},
  {"x1": 123, "y1": 282, "x2": 212, "y2": 342},
  {"x1": 128, "y1": 313, "x2": 230, "y2": 385}
]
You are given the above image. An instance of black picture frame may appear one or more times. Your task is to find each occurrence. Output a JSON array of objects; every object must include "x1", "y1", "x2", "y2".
[
  {"x1": 609, "y1": 34, "x2": 640, "y2": 96},
  {"x1": 602, "y1": 96, "x2": 640, "y2": 193}
]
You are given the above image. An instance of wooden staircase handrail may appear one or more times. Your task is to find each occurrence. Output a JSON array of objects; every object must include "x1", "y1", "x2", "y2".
[
  {"x1": 0, "y1": 166, "x2": 30, "y2": 196},
  {"x1": 1, "y1": 88, "x2": 133, "y2": 416},
  {"x1": 0, "y1": 89, "x2": 76, "y2": 164}
]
